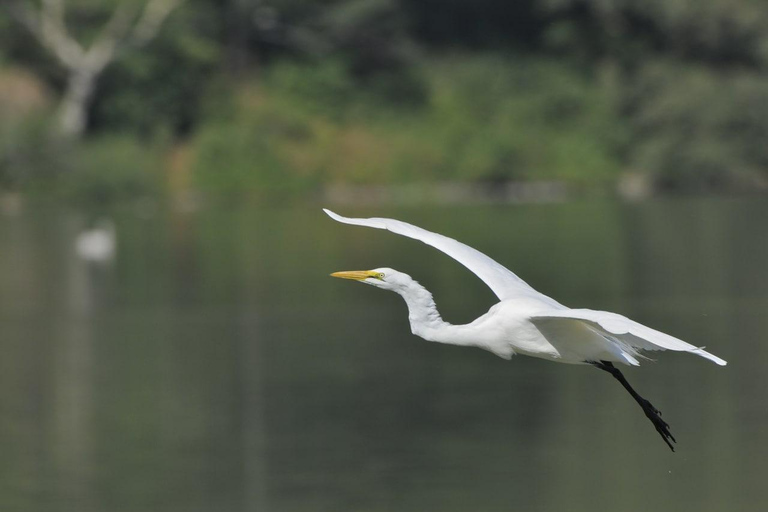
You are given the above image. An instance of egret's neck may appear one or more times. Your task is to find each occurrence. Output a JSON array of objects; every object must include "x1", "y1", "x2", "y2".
[
  {"x1": 395, "y1": 280, "x2": 476, "y2": 346},
  {"x1": 399, "y1": 281, "x2": 446, "y2": 333}
]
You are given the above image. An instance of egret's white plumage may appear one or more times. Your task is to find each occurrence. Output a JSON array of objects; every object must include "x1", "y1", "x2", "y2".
[
  {"x1": 325, "y1": 208, "x2": 726, "y2": 451},
  {"x1": 324, "y1": 208, "x2": 726, "y2": 367},
  {"x1": 75, "y1": 219, "x2": 116, "y2": 262}
]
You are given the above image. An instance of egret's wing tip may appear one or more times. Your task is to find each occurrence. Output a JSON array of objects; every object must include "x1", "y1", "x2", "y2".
[
  {"x1": 695, "y1": 346, "x2": 727, "y2": 366},
  {"x1": 323, "y1": 208, "x2": 341, "y2": 220},
  {"x1": 703, "y1": 353, "x2": 727, "y2": 366}
]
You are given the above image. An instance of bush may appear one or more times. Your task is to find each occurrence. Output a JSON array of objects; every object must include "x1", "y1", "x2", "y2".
[
  {"x1": 0, "y1": 67, "x2": 56, "y2": 190},
  {"x1": 416, "y1": 55, "x2": 623, "y2": 184},
  {"x1": 57, "y1": 136, "x2": 165, "y2": 207},
  {"x1": 627, "y1": 62, "x2": 768, "y2": 191},
  {"x1": 190, "y1": 55, "x2": 622, "y2": 198}
]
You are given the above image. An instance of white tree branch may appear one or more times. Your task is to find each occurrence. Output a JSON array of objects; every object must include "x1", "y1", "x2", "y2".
[
  {"x1": 130, "y1": 0, "x2": 185, "y2": 48},
  {"x1": 5, "y1": 1, "x2": 84, "y2": 66},
  {"x1": 5, "y1": 1, "x2": 41, "y2": 37},
  {"x1": 41, "y1": 0, "x2": 65, "y2": 27},
  {"x1": 85, "y1": 0, "x2": 186, "y2": 69},
  {"x1": 84, "y1": 3, "x2": 141, "y2": 71},
  {"x1": 3, "y1": 0, "x2": 186, "y2": 138},
  {"x1": 39, "y1": 0, "x2": 85, "y2": 66},
  {"x1": 6, "y1": 1, "x2": 185, "y2": 70}
]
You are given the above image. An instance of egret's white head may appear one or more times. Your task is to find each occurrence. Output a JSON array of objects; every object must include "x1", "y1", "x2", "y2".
[
  {"x1": 330, "y1": 267, "x2": 444, "y2": 334},
  {"x1": 330, "y1": 267, "x2": 411, "y2": 292}
]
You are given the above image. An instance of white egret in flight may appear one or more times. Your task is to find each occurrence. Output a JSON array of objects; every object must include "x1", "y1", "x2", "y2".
[{"x1": 325, "y1": 209, "x2": 726, "y2": 451}]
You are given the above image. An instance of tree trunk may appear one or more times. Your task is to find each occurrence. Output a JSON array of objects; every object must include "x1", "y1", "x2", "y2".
[{"x1": 57, "y1": 68, "x2": 99, "y2": 139}]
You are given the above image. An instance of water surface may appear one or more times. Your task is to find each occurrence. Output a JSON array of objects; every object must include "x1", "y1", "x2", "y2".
[{"x1": 1, "y1": 198, "x2": 766, "y2": 511}]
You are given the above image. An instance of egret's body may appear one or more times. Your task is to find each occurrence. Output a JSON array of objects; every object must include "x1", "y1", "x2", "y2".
[
  {"x1": 325, "y1": 209, "x2": 726, "y2": 451},
  {"x1": 75, "y1": 219, "x2": 116, "y2": 262}
]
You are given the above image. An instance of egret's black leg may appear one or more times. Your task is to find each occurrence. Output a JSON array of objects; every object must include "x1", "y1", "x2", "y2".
[{"x1": 591, "y1": 360, "x2": 676, "y2": 452}]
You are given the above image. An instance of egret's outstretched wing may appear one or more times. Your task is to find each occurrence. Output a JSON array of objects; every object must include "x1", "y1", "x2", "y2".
[
  {"x1": 324, "y1": 209, "x2": 560, "y2": 304},
  {"x1": 530, "y1": 309, "x2": 727, "y2": 366}
]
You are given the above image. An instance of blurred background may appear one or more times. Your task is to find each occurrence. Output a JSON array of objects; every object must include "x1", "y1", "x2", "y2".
[{"x1": 1, "y1": 1, "x2": 768, "y2": 511}]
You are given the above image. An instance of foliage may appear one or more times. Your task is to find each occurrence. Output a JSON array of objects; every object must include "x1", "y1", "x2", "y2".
[
  {"x1": 0, "y1": 114, "x2": 60, "y2": 190},
  {"x1": 59, "y1": 136, "x2": 165, "y2": 205},
  {"x1": 0, "y1": 67, "x2": 57, "y2": 189},
  {"x1": 419, "y1": 56, "x2": 621, "y2": 185},
  {"x1": 626, "y1": 62, "x2": 768, "y2": 190},
  {"x1": 191, "y1": 56, "x2": 621, "y2": 197},
  {"x1": 2, "y1": 129, "x2": 164, "y2": 206},
  {"x1": 544, "y1": 0, "x2": 768, "y2": 65},
  {"x1": 88, "y1": 3, "x2": 222, "y2": 136},
  {"x1": 543, "y1": 0, "x2": 768, "y2": 191},
  {"x1": 3, "y1": 0, "x2": 768, "y2": 197}
]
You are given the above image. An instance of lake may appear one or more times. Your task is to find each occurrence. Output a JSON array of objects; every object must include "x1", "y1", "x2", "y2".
[{"x1": 1, "y1": 197, "x2": 766, "y2": 511}]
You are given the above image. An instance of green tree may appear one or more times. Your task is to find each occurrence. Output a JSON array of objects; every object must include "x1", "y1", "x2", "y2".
[
  {"x1": 544, "y1": 0, "x2": 768, "y2": 190},
  {"x1": 3, "y1": 0, "x2": 185, "y2": 139}
]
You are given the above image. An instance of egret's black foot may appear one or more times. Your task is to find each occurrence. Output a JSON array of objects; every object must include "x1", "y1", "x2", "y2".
[
  {"x1": 639, "y1": 397, "x2": 676, "y2": 452},
  {"x1": 591, "y1": 360, "x2": 676, "y2": 452}
]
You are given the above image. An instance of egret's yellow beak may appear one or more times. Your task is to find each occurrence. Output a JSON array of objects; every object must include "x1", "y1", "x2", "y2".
[{"x1": 330, "y1": 270, "x2": 381, "y2": 281}]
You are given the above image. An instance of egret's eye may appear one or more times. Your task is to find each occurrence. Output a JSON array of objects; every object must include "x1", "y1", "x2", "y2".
[{"x1": 379, "y1": 273, "x2": 385, "y2": 279}]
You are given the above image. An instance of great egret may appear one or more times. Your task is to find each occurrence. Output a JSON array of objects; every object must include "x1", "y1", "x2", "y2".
[
  {"x1": 75, "y1": 219, "x2": 116, "y2": 262},
  {"x1": 325, "y1": 209, "x2": 726, "y2": 451}
]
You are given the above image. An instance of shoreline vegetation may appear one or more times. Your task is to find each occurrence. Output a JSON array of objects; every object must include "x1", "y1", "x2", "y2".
[
  {"x1": 2, "y1": 1, "x2": 768, "y2": 208},
  {"x1": 2, "y1": 172, "x2": 755, "y2": 219},
  {"x1": 323, "y1": 181, "x2": 571, "y2": 206}
]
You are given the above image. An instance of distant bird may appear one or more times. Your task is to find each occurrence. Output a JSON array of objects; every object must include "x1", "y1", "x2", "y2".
[
  {"x1": 75, "y1": 219, "x2": 116, "y2": 262},
  {"x1": 325, "y1": 209, "x2": 726, "y2": 451}
]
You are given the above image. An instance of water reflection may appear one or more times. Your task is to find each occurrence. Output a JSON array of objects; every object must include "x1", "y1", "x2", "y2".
[{"x1": 0, "y1": 199, "x2": 766, "y2": 511}]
